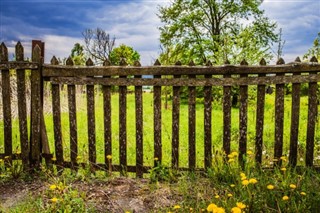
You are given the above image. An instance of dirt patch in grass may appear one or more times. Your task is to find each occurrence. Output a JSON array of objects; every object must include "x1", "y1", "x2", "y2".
[{"x1": 0, "y1": 177, "x2": 182, "y2": 212}]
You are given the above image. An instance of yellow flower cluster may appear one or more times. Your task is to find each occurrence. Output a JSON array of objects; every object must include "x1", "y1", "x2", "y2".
[
  {"x1": 231, "y1": 202, "x2": 246, "y2": 213},
  {"x1": 240, "y1": 173, "x2": 258, "y2": 186},
  {"x1": 207, "y1": 203, "x2": 225, "y2": 213},
  {"x1": 106, "y1": 155, "x2": 112, "y2": 160}
]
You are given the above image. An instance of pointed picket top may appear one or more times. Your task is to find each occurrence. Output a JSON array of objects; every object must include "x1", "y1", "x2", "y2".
[
  {"x1": 240, "y1": 59, "x2": 248, "y2": 66},
  {"x1": 310, "y1": 56, "x2": 318, "y2": 63},
  {"x1": 50, "y1": 56, "x2": 59, "y2": 65},
  {"x1": 154, "y1": 59, "x2": 161, "y2": 66},
  {"x1": 259, "y1": 58, "x2": 266, "y2": 66},
  {"x1": 206, "y1": 60, "x2": 212, "y2": 66},
  {"x1": 0, "y1": 42, "x2": 8, "y2": 62},
  {"x1": 32, "y1": 44, "x2": 41, "y2": 63},
  {"x1": 103, "y1": 59, "x2": 111, "y2": 66},
  {"x1": 86, "y1": 58, "x2": 94, "y2": 66},
  {"x1": 133, "y1": 60, "x2": 141, "y2": 67},
  {"x1": 120, "y1": 58, "x2": 127, "y2": 66},
  {"x1": 188, "y1": 60, "x2": 195, "y2": 66},
  {"x1": 175, "y1": 61, "x2": 182, "y2": 66},
  {"x1": 276, "y1": 57, "x2": 285, "y2": 65},
  {"x1": 224, "y1": 59, "x2": 230, "y2": 65},
  {"x1": 294, "y1": 57, "x2": 301, "y2": 63},
  {"x1": 66, "y1": 56, "x2": 74, "y2": 66},
  {"x1": 15, "y1": 41, "x2": 24, "y2": 61}
]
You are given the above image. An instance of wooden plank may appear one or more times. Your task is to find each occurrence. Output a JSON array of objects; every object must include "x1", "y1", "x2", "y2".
[
  {"x1": 153, "y1": 75, "x2": 162, "y2": 165},
  {"x1": 172, "y1": 75, "x2": 181, "y2": 169},
  {"x1": 68, "y1": 85, "x2": 78, "y2": 168},
  {"x1": 188, "y1": 75, "x2": 196, "y2": 170},
  {"x1": 255, "y1": 74, "x2": 266, "y2": 165},
  {"x1": 87, "y1": 85, "x2": 96, "y2": 168},
  {"x1": 0, "y1": 62, "x2": 38, "y2": 70},
  {"x1": 15, "y1": 42, "x2": 29, "y2": 166},
  {"x1": 204, "y1": 75, "x2": 212, "y2": 169},
  {"x1": 239, "y1": 73, "x2": 248, "y2": 167},
  {"x1": 50, "y1": 74, "x2": 320, "y2": 87},
  {"x1": 223, "y1": 74, "x2": 232, "y2": 156},
  {"x1": 42, "y1": 63, "x2": 320, "y2": 77},
  {"x1": 306, "y1": 72, "x2": 318, "y2": 167},
  {"x1": 135, "y1": 75, "x2": 143, "y2": 177},
  {"x1": 51, "y1": 84, "x2": 64, "y2": 167},
  {"x1": 30, "y1": 45, "x2": 42, "y2": 168},
  {"x1": 119, "y1": 76, "x2": 127, "y2": 173},
  {"x1": 289, "y1": 73, "x2": 301, "y2": 167},
  {"x1": 274, "y1": 74, "x2": 285, "y2": 166},
  {"x1": 103, "y1": 82, "x2": 112, "y2": 170}
]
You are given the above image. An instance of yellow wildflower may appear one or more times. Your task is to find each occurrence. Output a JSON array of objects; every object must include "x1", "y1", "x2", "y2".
[
  {"x1": 241, "y1": 176, "x2": 247, "y2": 181},
  {"x1": 249, "y1": 178, "x2": 258, "y2": 184},
  {"x1": 289, "y1": 184, "x2": 296, "y2": 189},
  {"x1": 228, "y1": 159, "x2": 235, "y2": 163},
  {"x1": 50, "y1": 197, "x2": 59, "y2": 203},
  {"x1": 49, "y1": 184, "x2": 57, "y2": 190},
  {"x1": 231, "y1": 207, "x2": 242, "y2": 213},
  {"x1": 228, "y1": 154, "x2": 235, "y2": 159},
  {"x1": 240, "y1": 172, "x2": 246, "y2": 177},
  {"x1": 207, "y1": 203, "x2": 218, "y2": 212},
  {"x1": 231, "y1": 151, "x2": 238, "y2": 157},
  {"x1": 76, "y1": 156, "x2": 81, "y2": 161},
  {"x1": 242, "y1": 179, "x2": 249, "y2": 186},
  {"x1": 189, "y1": 207, "x2": 193, "y2": 211},
  {"x1": 173, "y1": 205, "x2": 181, "y2": 210},
  {"x1": 227, "y1": 193, "x2": 233, "y2": 197},
  {"x1": 267, "y1": 184, "x2": 275, "y2": 190},
  {"x1": 247, "y1": 150, "x2": 253, "y2": 155},
  {"x1": 216, "y1": 207, "x2": 225, "y2": 213},
  {"x1": 16, "y1": 151, "x2": 21, "y2": 155},
  {"x1": 300, "y1": 192, "x2": 306, "y2": 196},
  {"x1": 230, "y1": 184, "x2": 235, "y2": 188},
  {"x1": 214, "y1": 195, "x2": 220, "y2": 199},
  {"x1": 280, "y1": 156, "x2": 287, "y2": 161},
  {"x1": 236, "y1": 202, "x2": 246, "y2": 209},
  {"x1": 106, "y1": 155, "x2": 112, "y2": 160},
  {"x1": 154, "y1": 157, "x2": 159, "y2": 161},
  {"x1": 282, "y1": 195, "x2": 289, "y2": 201},
  {"x1": 280, "y1": 167, "x2": 286, "y2": 171}
]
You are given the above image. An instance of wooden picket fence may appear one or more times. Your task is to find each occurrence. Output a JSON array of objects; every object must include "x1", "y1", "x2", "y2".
[{"x1": 0, "y1": 42, "x2": 320, "y2": 177}]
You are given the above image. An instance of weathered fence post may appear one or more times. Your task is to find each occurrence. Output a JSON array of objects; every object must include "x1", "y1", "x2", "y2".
[
  {"x1": 0, "y1": 43, "x2": 12, "y2": 166},
  {"x1": 30, "y1": 45, "x2": 42, "y2": 169}
]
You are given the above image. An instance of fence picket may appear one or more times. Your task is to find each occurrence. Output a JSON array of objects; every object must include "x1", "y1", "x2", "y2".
[
  {"x1": 0, "y1": 43, "x2": 12, "y2": 163},
  {"x1": 52, "y1": 84, "x2": 63, "y2": 168},
  {"x1": 223, "y1": 75, "x2": 232, "y2": 156},
  {"x1": 16, "y1": 42, "x2": 29, "y2": 166},
  {"x1": 119, "y1": 69, "x2": 127, "y2": 174},
  {"x1": 274, "y1": 58, "x2": 285, "y2": 166},
  {"x1": 239, "y1": 60, "x2": 248, "y2": 167},
  {"x1": 153, "y1": 71, "x2": 162, "y2": 165},
  {"x1": 68, "y1": 85, "x2": 77, "y2": 168},
  {"x1": 172, "y1": 71, "x2": 181, "y2": 169},
  {"x1": 204, "y1": 73, "x2": 212, "y2": 169},
  {"x1": 188, "y1": 73, "x2": 196, "y2": 170}
]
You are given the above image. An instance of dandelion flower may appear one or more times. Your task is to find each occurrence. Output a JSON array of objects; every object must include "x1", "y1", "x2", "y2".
[
  {"x1": 228, "y1": 154, "x2": 235, "y2": 158},
  {"x1": 216, "y1": 207, "x2": 225, "y2": 213},
  {"x1": 280, "y1": 156, "x2": 287, "y2": 161},
  {"x1": 247, "y1": 150, "x2": 253, "y2": 155},
  {"x1": 227, "y1": 193, "x2": 233, "y2": 197},
  {"x1": 289, "y1": 184, "x2": 296, "y2": 189},
  {"x1": 207, "y1": 203, "x2": 218, "y2": 212},
  {"x1": 249, "y1": 178, "x2": 258, "y2": 184},
  {"x1": 49, "y1": 184, "x2": 57, "y2": 190},
  {"x1": 76, "y1": 156, "x2": 81, "y2": 161},
  {"x1": 106, "y1": 155, "x2": 112, "y2": 160},
  {"x1": 240, "y1": 172, "x2": 246, "y2": 177},
  {"x1": 282, "y1": 195, "x2": 289, "y2": 201},
  {"x1": 267, "y1": 184, "x2": 275, "y2": 190},
  {"x1": 154, "y1": 157, "x2": 159, "y2": 161},
  {"x1": 236, "y1": 202, "x2": 246, "y2": 209},
  {"x1": 231, "y1": 151, "x2": 238, "y2": 157},
  {"x1": 214, "y1": 195, "x2": 220, "y2": 199},
  {"x1": 173, "y1": 205, "x2": 181, "y2": 210},
  {"x1": 230, "y1": 184, "x2": 235, "y2": 188},
  {"x1": 231, "y1": 207, "x2": 242, "y2": 213},
  {"x1": 228, "y1": 159, "x2": 235, "y2": 163},
  {"x1": 242, "y1": 179, "x2": 249, "y2": 186},
  {"x1": 50, "y1": 197, "x2": 59, "y2": 203},
  {"x1": 280, "y1": 167, "x2": 286, "y2": 171},
  {"x1": 300, "y1": 192, "x2": 306, "y2": 196}
]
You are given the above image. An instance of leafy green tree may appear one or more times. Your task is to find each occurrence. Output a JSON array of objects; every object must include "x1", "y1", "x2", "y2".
[
  {"x1": 158, "y1": 0, "x2": 278, "y2": 65},
  {"x1": 303, "y1": 32, "x2": 320, "y2": 61},
  {"x1": 71, "y1": 43, "x2": 86, "y2": 65},
  {"x1": 110, "y1": 44, "x2": 140, "y2": 65}
]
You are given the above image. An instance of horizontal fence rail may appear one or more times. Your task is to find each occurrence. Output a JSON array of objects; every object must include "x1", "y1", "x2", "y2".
[{"x1": 0, "y1": 42, "x2": 320, "y2": 177}]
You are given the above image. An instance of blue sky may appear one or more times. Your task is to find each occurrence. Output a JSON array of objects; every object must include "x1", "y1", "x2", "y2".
[{"x1": 0, "y1": 0, "x2": 319, "y2": 65}]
